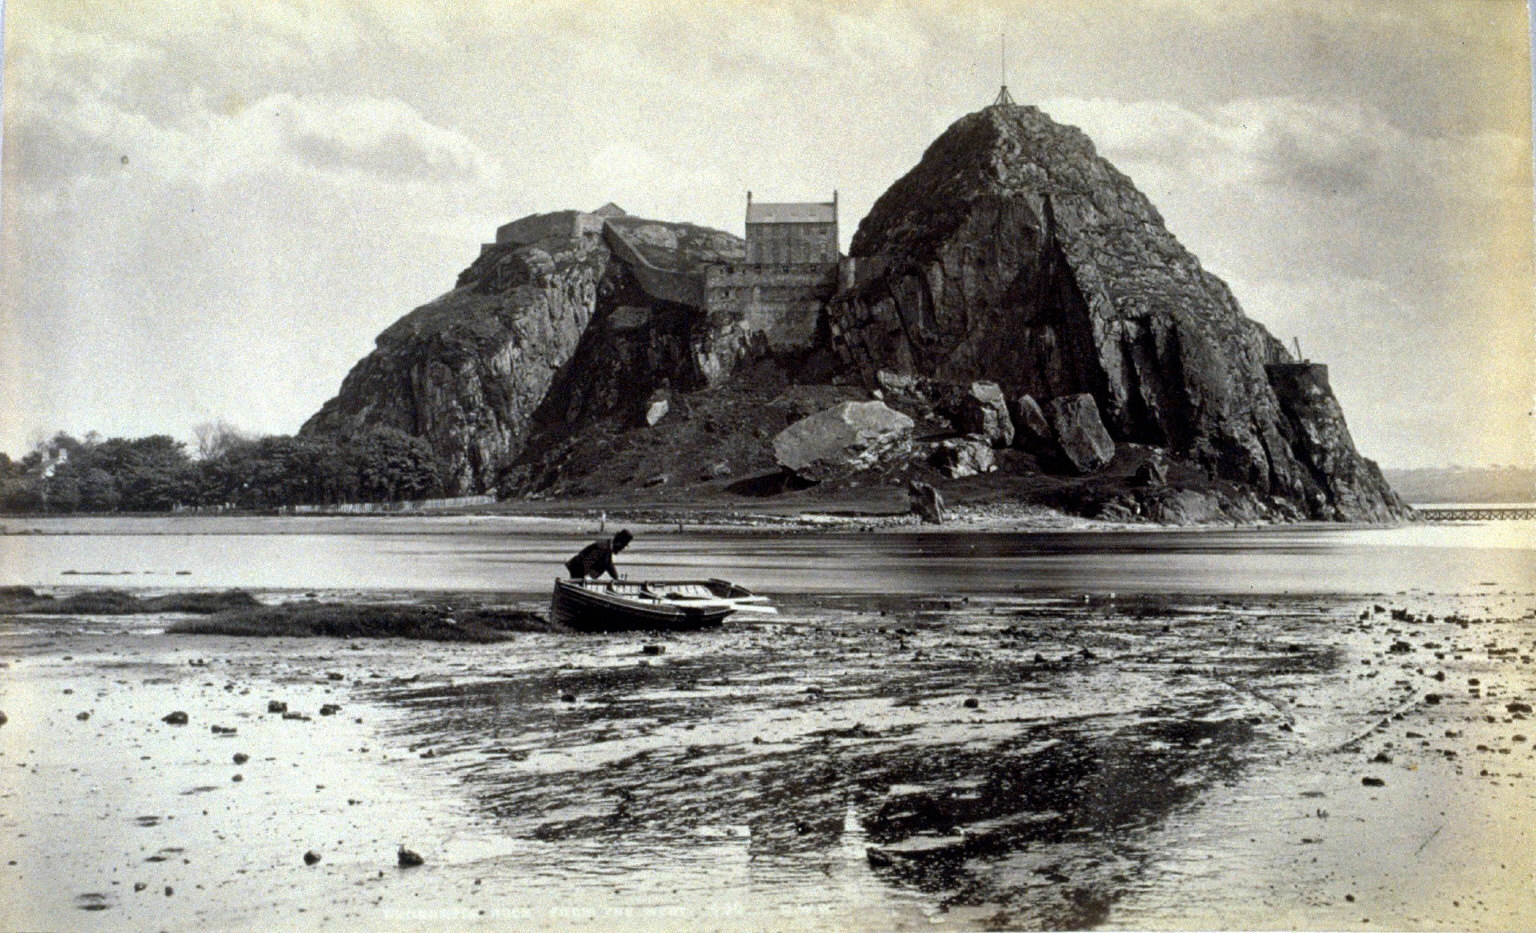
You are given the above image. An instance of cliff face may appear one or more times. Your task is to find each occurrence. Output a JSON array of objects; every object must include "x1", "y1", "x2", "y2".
[
  {"x1": 301, "y1": 213, "x2": 746, "y2": 494},
  {"x1": 830, "y1": 104, "x2": 1406, "y2": 520}
]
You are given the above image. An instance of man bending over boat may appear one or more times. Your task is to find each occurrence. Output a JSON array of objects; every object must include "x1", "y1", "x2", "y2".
[{"x1": 565, "y1": 529, "x2": 633, "y2": 580}]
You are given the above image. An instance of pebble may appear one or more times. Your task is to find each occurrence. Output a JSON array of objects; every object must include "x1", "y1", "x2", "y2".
[
  {"x1": 233, "y1": 753, "x2": 249, "y2": 765},
  {"x1": 304, "y1": 850, "x2": 321, "y2": 866},
  {"x1": 397, "y1": 846, "x2": 424, "y2": 868},
  {"x1": 162, "y1": 711, "x2": 189, "y2": 725}
]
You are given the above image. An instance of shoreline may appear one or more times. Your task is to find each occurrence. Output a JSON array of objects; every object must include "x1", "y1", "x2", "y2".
[{"x1": 0, "y1": 506, "x2": 1411, "y2": 537}]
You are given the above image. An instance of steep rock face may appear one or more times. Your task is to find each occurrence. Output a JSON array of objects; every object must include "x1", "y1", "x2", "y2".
[
  {"x1": 829, "y1": 104, "x2": 1405, "y2": 520},
  {"x1": 1266, "y1": 364, "x2": 1408, "y2": 521},
  {"x1": 302, "y1": 220, "x2": 608, "y2": 494},
  {"x1": 303, "y1": 213, "x2": 744, "y2": 495}
]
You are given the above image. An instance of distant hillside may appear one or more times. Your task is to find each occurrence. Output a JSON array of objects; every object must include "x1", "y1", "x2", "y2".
[{"x1": 1383, "y1": 466, "x2": 1536, "y2": 504}]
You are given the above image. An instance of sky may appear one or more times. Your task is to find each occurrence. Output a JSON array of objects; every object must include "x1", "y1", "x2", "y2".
[{"x1": 1, "y1": 0, "x2": 1532, "y2": 468}]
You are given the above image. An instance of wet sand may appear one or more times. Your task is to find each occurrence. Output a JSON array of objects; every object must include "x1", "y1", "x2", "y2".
[{"x1": 2, "y1": 588, "x2": 1534, "y2": 930}]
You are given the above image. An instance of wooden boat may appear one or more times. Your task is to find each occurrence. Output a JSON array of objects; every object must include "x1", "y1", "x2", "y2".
[
  {"x1": 641, "y1": 579, "x2": 777, "y2": 614},
  {"x1": 550, "y1": 578, "x2": 737, "y2": 632}
]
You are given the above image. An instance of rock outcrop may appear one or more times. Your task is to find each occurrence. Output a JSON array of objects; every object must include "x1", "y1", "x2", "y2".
[
  {"x1": 931, "y1": 437, "x2": 998, "y2": 479},
  {"x1": 907, "y1": 480, "x2": 944, "y2": 524},
  {"x1": 934, "y1": 381, "x2": 1014, "y2": 449},
  {"x1": 1043, "y1": 394, "x2": 1116, "y2": 475},
  {"x1": 829, "y1": 103, "x2": 1406, "y2": 520},
  {"x1": 303, "y1": 211, "x2": 745, "y2": 493},
  {"x1": 302, "y1": 218, "x2": 607, "y2": 494},
  {"x1": 1007, "y1": 394, "x2": 1056, "y2": 456},
  {"x1": 772, "y1": 401, "x2": 914, "y2": 482}
]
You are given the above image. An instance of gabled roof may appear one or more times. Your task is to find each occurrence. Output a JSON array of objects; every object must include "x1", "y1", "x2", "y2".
[
  {"x1": 746, "y1": 201, "x2": 835, "y2": 224},
  {"x1": 592, "y1": 202, "x2": 627, "y2": 218}
]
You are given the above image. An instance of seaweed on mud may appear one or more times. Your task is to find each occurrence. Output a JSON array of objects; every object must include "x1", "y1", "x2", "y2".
[
  {"x1": 0, "y1": 588, "x2": 261, "y2": 617},
  {"x1": 166, "y1": 602, "x2": 552, "y2": 641}
]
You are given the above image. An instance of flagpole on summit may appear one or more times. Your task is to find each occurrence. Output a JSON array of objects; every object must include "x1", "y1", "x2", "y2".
[{"x1": 993, "y1": 36, "x2": 1016, "y2": 106}]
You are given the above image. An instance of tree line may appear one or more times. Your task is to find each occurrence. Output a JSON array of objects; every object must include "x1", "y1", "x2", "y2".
[{"x1": 0, "y1": 426, "x2": 443, "y2": 514}]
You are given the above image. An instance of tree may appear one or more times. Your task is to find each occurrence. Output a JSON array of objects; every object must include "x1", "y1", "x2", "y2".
[
  {"x1": 345, "y1": 428, "x2": 441, "y2": 502},
  {"x1": 85, "y1": 435, "x2": 195, "y2": 511},
  {"x1": 76, "y1": 468, "x2": 121, "y2": 512},
  {"x1": 0, "y1": 475, "x2": 43, "y2": 513},
  {"x1": 204, "y1": 434, "x2": 354, "y2": 508},
  {"x1": 193, "y1": 421, "x2": 249, "y2": 461}
]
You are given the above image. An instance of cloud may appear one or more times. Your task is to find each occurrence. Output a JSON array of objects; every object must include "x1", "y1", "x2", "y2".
[
  {"x1": 202, "y1": 93, "x2": 501, "y2": 187},
  {"x1": 1047, "y1": 94, "x2": 1526, "y2": 204},
  {"x1": 4, "y1": 20, "x2": 500, "y2": 213}
]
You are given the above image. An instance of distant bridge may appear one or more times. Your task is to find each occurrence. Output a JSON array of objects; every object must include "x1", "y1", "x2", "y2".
[{"x1": 1415, "y1": 506, "x2": 1536, "y2": 521}]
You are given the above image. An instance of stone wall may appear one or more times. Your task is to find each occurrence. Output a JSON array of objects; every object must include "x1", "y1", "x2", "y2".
[
  {"x1": 600, "y1": 223, "x2": 706, "y2": 308},
  {"x1": 746, "y1": 222, "x2": 838, "y2": 264},
  {"x1": 495, "y1": 210, "x2": 603, "y2": 247},
  {"x1": 693, "y1": 262, "x2": 836, "y2": 384}
]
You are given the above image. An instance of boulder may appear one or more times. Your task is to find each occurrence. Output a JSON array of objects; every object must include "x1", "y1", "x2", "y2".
[
  {"x1": 1044, "y1": 394, "x2": 1115, "y2": 474},
  {"x1": 773, "y1": 401, "x2": 915, "y2": 482},
  {"x1": 907, "y1": 481, "x2": 944, "y2": 524},
  {"x1": 876, "y1": 370, "x2": 918, "y2": 397},
  {"x1": 935, "y1": 381, "x2": 1013, "y2": 448},
  {"x1": 931, "y1": 437, "x2": 997, "y2": 478},
  {"x1": 1008, "y1": 395, "x2": 1056, "y2": 455},
  {"x1": 642, "y1": 388, "x2": 670, "y2": 427},
  {"x1": 1132, "y1": 449, "x2": 1170, "y2": 487}
]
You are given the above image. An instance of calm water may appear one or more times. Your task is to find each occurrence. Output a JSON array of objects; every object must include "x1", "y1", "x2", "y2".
[{"x1": 1, "y1": 516, "x2": 1531, "y2": 595}]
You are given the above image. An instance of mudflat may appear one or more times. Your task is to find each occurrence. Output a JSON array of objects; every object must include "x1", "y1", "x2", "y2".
[{"x1": 1, "y1": 587, "x2": 1533, "y2": 930}]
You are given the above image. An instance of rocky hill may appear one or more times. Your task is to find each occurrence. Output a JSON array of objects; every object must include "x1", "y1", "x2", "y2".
[
  {"x1": 302, "y1": 104, "x2": 1408, "y2": 523},
  {"x1": 830, "y1": 105, "x2": 1403, "y2": 521},
  {"x1": 301, "y1": 211, "x2": 753, "y2": 493}
]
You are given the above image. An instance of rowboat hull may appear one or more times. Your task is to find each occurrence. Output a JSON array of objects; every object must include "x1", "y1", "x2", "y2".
[{"x1": 550, "y1": 578, "x2": 734, "y2": 632}]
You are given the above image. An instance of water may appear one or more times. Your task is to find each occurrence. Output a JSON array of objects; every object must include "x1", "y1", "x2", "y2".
[{"x1": 1, "y1": 516, "x2": 1532, "y2": 595}]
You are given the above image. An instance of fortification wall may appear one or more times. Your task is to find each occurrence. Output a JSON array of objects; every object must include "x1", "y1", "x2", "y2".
[
  {"x1": 691, "y1": 261, "x2": 837, "y2": 384},
  {"x1": 601, "y1": 223, "x2": 705, "y2": 308},
  {"x1": 497, "y1": 211, "x2": 578, "y2": 246}
]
